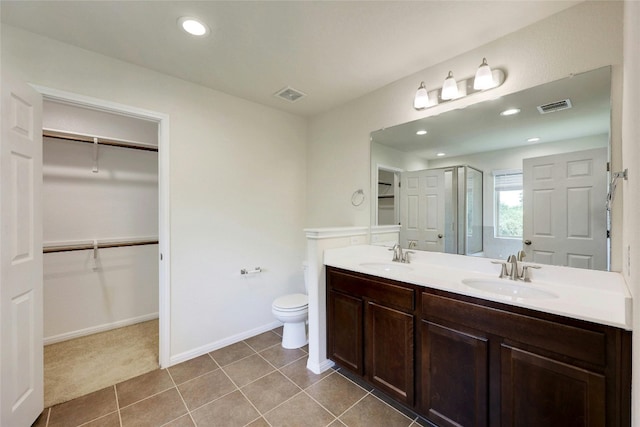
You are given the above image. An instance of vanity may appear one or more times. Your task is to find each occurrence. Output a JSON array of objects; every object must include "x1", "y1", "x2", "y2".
[{"x1": 324, "y1": 245, "x2": 632, "y2": 427}]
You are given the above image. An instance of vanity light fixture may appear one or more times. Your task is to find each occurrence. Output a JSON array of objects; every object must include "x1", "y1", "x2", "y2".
[
  {"x1": 441, "y1": 71, "x2": 459, "y2": 100},
  {"x1": 412, "y1": 58, "x2": 505, "y2": 111},
  {"x1": 436, "y1": 152, "x2": 446, "y2": 157},
  {"x1": 413, "y1": 82, "x2": 429, "y2": 110},
  {"x1": 178, "y1": 17, "x2": 210, "y2": 36},
  {"x1": 416, "y1": 130, "x2": 428, "y2": 135},
  {"x1": 500, "y1": 108, "x2": 521, "y2": 116},
  {"x1": 473, "y1": 58, "x2": 494, "y2": 90}
]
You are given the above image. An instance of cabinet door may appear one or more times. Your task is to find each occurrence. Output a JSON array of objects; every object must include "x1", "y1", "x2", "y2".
[
  {"x1": 366, "y1": 301, "x2": 414, "y2": 405},
  {"x1": 501, "y1": 345, "x2": 605, "y2": 427},
  {"x1": 327, "y1": 290, "x2": 363, "y2": 374},
  {"x1": 420, "y1": 320, "x2": 488, "y2": 427}
]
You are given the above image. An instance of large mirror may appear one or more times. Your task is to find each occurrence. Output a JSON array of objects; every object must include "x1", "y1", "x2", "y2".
[{"x1": 371, "y1": 66, "x2": 611, "y2": 271}]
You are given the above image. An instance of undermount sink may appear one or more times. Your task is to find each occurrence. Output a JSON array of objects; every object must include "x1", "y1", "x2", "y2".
[
  {"x1": 359, "y1": 262, "x2": 413, "y2": 273},
  {"x1": 461, "y1": 278, "x2": 559, "y2": 300}
]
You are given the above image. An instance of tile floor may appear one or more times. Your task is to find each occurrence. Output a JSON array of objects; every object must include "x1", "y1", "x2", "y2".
[{"x1": 32, "y1": 327, "x2": 434, "y2": 427}]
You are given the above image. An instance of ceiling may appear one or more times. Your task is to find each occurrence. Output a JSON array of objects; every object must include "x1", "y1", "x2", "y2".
[{"x1": 1, "y1": 1, "x2": 581, "y2": 117}]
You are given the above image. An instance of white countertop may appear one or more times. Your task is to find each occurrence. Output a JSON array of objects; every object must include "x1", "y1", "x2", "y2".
[{"x1": 324, "y1": 245, "x2": 633, "y2": 331}]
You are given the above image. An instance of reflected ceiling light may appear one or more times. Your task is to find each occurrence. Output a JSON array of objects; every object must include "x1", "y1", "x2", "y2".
[
  {"x1": 474, "y1": 58, "x2": 495, "y2": 90},
  {"x1": 412, "y1": 60, "x2": 506, "y2": 111},
  {"x1": 436, "y1": 152, "x2": 446, "y2": 157},
  {"x1": 413, "y1": 82, "x2": 429, "y2": 110},
  {"x1": 500, "y1": 108, "x2": 521, "y2": 116},
  {"x1": 416, "y1": 130, "x2": 428, "y2": 135},
  {"x1": 178, "y1": 17, "x2": 209, "y2": 36},
  {"x1": 441, "y1": 71, "x2": 459, "y2": 100},
  {"x1": 527, "y1": 137, "x2": 541, "y2": 142}
]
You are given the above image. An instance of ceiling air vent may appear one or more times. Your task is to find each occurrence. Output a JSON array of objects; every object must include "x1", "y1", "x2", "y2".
[
  {"x1": 537, "y1": 99, "x2": 572, "y2": 114},
  {"x1": 274, "y1": 86, "x2": 306, "y2": 103}
]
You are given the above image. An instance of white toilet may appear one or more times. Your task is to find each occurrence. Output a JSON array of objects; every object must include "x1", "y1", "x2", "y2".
[{"x1": 272, "y1": 264, "x2": 309, "y2": 349}]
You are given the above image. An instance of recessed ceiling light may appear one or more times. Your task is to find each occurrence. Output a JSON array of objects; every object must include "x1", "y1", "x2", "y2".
[
  {"x1": 527, "y1": 137, "x2": 541, "y2": 143},
  {"x1": 436, "y1": 152, "x2": 446, "y2": 157},
  {"x1": 178, "y1": 17, "x2": 209, "y2": 36},
  {"x1": 416, "y1": 130, "x2": 427, "y2": 135},
  {"x1": 500, "y1": 108, "x2": 521, "y2": 116}
]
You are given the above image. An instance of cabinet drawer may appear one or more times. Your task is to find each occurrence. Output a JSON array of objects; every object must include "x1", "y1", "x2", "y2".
[
  {"x1": 422, "y1": 292, "x2": 606, "y2": 367},
  {"x1": 328, "y1": 268, "x2": 414, "y2": 312}
]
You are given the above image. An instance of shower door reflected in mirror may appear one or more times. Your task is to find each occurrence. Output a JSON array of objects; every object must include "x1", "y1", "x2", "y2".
[{"x1": 400, "y1": 165, "x2": 482, "y2": 255}]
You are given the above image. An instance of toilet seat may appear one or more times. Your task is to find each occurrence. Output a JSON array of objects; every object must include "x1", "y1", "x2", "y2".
[{"x1": 272, "y1": 293, "x2": 308, "y2": 311}]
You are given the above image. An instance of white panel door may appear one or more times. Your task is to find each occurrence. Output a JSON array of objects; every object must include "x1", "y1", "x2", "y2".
[
  {"x1": 1, "y1": 75, "x2": 43, "y2": 426},
  {"x1": 400, "y1": 172, "x2": 421, "y2": 248},
  {"x1": 400, "y1": 169, "x2": 445, "y2": 252},
  {"x1": 523, "y1": 148, "x2": 607, "y2": 270}
]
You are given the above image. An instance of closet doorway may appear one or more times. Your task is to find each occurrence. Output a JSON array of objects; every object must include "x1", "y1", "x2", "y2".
[{"x1": 41, "y1": 98, "x2": 164, "y2": 407}]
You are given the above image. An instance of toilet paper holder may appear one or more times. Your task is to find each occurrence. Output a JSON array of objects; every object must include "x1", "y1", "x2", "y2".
[{"x1": 241, "y1": 267, "x2": 262, "y2": 275}]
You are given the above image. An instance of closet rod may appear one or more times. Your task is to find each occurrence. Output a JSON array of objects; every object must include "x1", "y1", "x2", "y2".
[
  {"x1": 43, "y1": 129, "x2": 158, "y2": 152},
  {"x1": 43, "y1": 239, "x2": 159, "y2": 254}
]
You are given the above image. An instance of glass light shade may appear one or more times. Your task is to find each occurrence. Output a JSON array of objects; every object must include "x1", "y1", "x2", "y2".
[
  {"x1": 474, "y1": 58, "x2": 494, "y2": 90},
  {"x1": 413, "y1": 82, "x2": 429, "y2": 110},
  {"x1": 441, "y1": 71, "x2": 459, "y2": 100}
]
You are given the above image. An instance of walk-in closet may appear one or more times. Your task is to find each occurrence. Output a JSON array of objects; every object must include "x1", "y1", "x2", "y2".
[{"x1": 42, "y1": 101, "x2": 159, "y2": 406}]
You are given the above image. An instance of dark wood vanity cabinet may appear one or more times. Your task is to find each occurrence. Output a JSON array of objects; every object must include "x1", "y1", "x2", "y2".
[
  {"x1": 326, "y1": 266, "x2": 631, "y2": 427},
  {"x1": 327, "y1": 289, "x2": 363, "y2": 374},
  {"x1": 420, "y1": 290, "x2": 630, "y2": 427},
  {"x1": 420, "y1": 319, "x2": 489, "y2": 427},
  {"x1": 327, "y1": 267, "x2": 415, "y2": 405}
]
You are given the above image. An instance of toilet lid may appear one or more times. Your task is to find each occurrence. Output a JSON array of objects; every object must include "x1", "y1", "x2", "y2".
[{"x1": 273, "y1": 293, "x2": 308, "y2": 310}]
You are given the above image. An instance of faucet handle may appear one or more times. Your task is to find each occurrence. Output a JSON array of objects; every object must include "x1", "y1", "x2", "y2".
[
  {"x1": 402, "y1": 251, "x2": 415, "y2": 264},
  {"x1": 520, "y1": 265, "x2": 541, "y2": 282},
  {"x1": 491, "y1": 261, "x2": 509, "y2": 278}
]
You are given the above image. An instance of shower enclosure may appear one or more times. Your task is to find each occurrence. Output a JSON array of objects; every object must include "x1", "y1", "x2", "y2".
[{"x1": 399, "y1": 165, "x2": 483, "y2": 256}]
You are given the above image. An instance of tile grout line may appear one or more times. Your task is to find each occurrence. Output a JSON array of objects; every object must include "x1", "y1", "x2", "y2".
[
  {"x1": 165, "y1": 366, "x2": 198, "y2": 427},
  {"x1": 243, "y1": 347, "x2": 312, "y2": 423},
  {"x1": 73, "y1": 386, "x2": 121, "y2": 427},
  {"x1": 303, "y1": 374, "x2": 371, "y2": 422},
  {"x1": 44, "y1": 407, "x2": 51, "y2": 427},
  {"x1": 367, "y1": 391, "x2": 416, "y2": 425},
  {"x1": 256, "y1": 364, "x2": 338, "y2": 424},
  {"x1": 214, "y1": 353, "x2": 267, "y2": 424},
  {"x1": 113, "y1": 385, "x2": 123, "y2": 427}
]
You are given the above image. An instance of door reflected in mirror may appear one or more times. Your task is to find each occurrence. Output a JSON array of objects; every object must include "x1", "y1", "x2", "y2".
[{"x1": 371, "y1": 66, "x2": 611, "y2": 270}]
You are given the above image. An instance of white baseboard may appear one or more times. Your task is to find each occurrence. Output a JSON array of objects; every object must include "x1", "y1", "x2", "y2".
[
  {"x1": 168, "y1": 320, "x2": 283, "y2": 367},
  {"x1": 307, "y1": 358, "x2": 335, "y2": 375},
  {"x1": 43, "y1": 312, "x2": 159, "y2": 345}
]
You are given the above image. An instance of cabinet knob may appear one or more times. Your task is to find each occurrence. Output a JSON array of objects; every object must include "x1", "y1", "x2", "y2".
[
  {"x1": 524, "y1": 239, "x2": 532, "y2": 245},
  {"x1": 438, "y1": 234, "x2": 443, "y2": 239}
]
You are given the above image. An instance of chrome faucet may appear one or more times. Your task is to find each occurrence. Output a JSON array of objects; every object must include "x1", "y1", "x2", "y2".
[
  {"x1": 507, "y1": 254, "x2": 519, "y2": 280},
  {"x1": 389, "y1": 244, "x2": 414, "y2": 263},
  {"x1": 390, "y1": 244, "x2": 403, "y2": 262},
  {"x1": 492, "y1": 253, "x2": 541, "y2": 281}
]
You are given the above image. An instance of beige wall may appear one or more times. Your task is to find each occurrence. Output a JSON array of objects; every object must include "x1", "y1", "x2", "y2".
[
  {"x1": 622, "y1": 1, "x2": 640, "y2": 423},
  {"x1": 308, "y1": 0, "x2": 638, "y2": 420},
  {"x1": 2, "y1": 25, "x2": 308, "y2": 362},
  {"x1": 307, "y1": 1, "x2": 624, "y2": 269}
]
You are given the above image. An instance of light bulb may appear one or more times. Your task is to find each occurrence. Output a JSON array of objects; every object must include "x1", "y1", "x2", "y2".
[
  {"x1": 178, "y1": 17, "x2": 209, "y2": 36},
  {"x1": 441, "y1": 71, "x2": 459, "y2": 100},
  {"x1": 414, "y1": 82, "x2": 429, "y2": 110},
  {"x1": 474, "y1": 58, "x2": 495, "y2": 90}
]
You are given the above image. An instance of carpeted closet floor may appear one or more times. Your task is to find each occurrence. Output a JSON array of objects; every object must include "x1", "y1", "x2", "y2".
[{"x1": 44, "y1": 319, "x2": 159, "y2": 407}]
